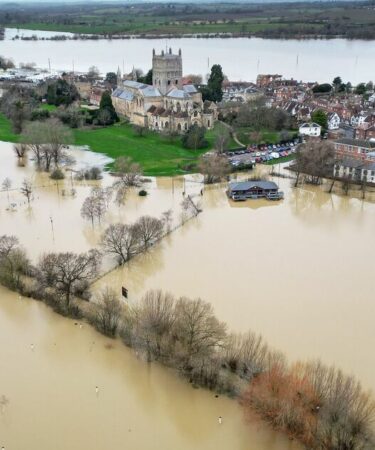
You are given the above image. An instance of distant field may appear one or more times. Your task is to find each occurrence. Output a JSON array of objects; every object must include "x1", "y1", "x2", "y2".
[{"x1": 2, "y1": 1, "x2": 375, "y2": 39}]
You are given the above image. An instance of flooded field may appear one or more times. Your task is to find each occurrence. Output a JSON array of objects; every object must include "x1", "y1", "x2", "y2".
[
  {"x1": 3, "y1": 28, "x2": 375, "y2": 84},
  {"x1": 1, "y1": 139, "x2": 375, "y2": 448},
  {"x1": 0, "y1": 286, "x2": 301, "y2": 450}
]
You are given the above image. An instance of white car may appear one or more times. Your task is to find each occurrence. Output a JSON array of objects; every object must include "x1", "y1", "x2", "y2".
[{"x1": 271, "y1": 152, "x2": 280, "y2": 159}]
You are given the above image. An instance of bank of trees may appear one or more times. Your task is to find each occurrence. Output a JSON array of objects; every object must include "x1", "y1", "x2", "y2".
[
  {"x1": 242, "y1": 360, "x2": 375, "y2": 449},
  {"x1": 227, "y1": 97, "x2": 293, "y2": 132},
  {"x1": 294, "y1": 140, "x2": 335, "y2": 186}
]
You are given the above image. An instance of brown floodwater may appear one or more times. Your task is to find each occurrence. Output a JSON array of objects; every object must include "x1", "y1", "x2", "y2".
[
  {"x1": 0, "y1": 287, "x2": 301, "y2": 450},
  {"x1": 1, "y1": 139, "x2": 374, "y2": 448}
]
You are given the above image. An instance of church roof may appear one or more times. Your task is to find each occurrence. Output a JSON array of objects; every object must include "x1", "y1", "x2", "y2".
[
  {"x1": 122, "y1": 80, "x2": 161, "y2": 97},
  {"x1": 123, "y1": 80, "x2": 146, "y2": 89},
  {"x1": 112, "y1": 88, "x2": 134, "y2": 101},
  {"x1": 141, "y1": 85, "x2": 162, "y2": 97},
  {"x1": 183, "y1": 84, "x2": 198, "y2": 94},
  {"x1": 166, "y1": 88, "x2": 191, "y2": 99}
]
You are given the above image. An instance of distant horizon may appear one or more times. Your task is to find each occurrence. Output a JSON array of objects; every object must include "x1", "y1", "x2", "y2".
[{"x1": 0, "y1": 0, "x2": 366, "y2": 4}]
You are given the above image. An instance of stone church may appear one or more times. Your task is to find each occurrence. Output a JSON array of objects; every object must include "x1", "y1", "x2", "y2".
[{"x1": 111, "y1": 48, "x2": 217, "y2": 133}]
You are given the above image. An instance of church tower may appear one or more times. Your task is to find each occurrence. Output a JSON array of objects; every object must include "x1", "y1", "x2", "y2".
[{"x1": 152, "y1": 48, "x2": 182, "y2": 95}]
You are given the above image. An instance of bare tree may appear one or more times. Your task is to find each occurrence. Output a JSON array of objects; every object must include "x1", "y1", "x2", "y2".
[
  {"x1": 20, "y1": 178, "x2": 33, "y2": 204},
  {"x1": 161, "y1": 209, "x2": 173, "y2": 233},
  {"x1": 174, "y1": 297, "x2": 226, "y2": 364},
  {"x1": 13, "y1": 143, "x2": 28, "y2": 160},
  {"x1": 198, "y1": 153, "x2": 231, "y2": 184},
  {"x1": 81, "y1": 188, "x2": 107, "y2": 226},
  {"x1": 37, "y1": 250, "x2": 101, "y2": 307},
  {"x1": 223, "y1": 331, "x2": 269, "y2": 379},
  {"x1": 214, "y1": 126, "x2": 230, "y2": 153},
  {"x1": 101, "y1": 223, "x2": 141, "y2": 264},
  {"x1": 185, "y1": 74, "x2": 203, "y2": 84},
  {"x1": 133, "y1": 290, "x2": 176, "y2": 360},
  {"x1": 134, "y1": 215, "x2": 164, "y2": 249},
  {"x1": 2, "y1": 177, "x2": 12, "y2": 205},
  {"x1": 294, "y1": 141, "x2": 335, "y2": 186},
  {"x1": 114, "y1": 156, "x2": 143, "y2": 187},
  {"x1": 21, "y1": 119, "x2": 73, "y2": 171},
  {"x1": 91, "y1": 287, "x2": 124, "y2": 337},
  {"x1": 21, "y1": 121, "x2": 46, "y2": 167},
  {"x1": 0, "y1": 235, "x2": 30, "y2": 289}
]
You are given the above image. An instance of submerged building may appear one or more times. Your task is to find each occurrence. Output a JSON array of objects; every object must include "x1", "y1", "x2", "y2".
[{"x1": 111, "y1": 48, "x2": 217, "y2": 133}]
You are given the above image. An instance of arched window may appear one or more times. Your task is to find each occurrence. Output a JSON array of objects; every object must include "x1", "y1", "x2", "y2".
[
  {"x1": 207, "y1": 120, "x2": 210, "y2": 128},
  {"x1": 185, "y1": 102, "x2": 189, "y2": 111},
  {"x1": 177, "y1": 123, "x2": 182, "y2": 131},
  {"x1": 175, "y1": 79, "x2": 178, "y2": 85},
  {"x1": 155, "y1": 122, "x2": 158, "y2": 128},
  {"x1": 194, "y1": 111, "x2": 198, "y2": 117},
  {"x1": 176, "y1": 102, "x2": 181, "y2": 113},
  {"x1": 184, "y1": 123, "x2": 188, "y2": 130},
  {"x1": 165, "y1": 121, "x2": 169, "y2": 128}
]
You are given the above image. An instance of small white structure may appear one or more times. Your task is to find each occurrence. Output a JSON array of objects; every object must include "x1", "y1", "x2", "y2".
[
  {"x1": 299, "y1": 122, "x2": 321, "y2": 137},
  {"x1": 327, "y1": 112, "x2": 340, "y2": 130}
]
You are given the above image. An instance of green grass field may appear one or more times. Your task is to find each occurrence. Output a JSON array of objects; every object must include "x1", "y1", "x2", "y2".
[
  {"x1": 0, "y1": 113, "x2": 253, "y2": 176},
  {"x1": 0, "y1": 114, "x2": 19, "y2": 143},
  {"x1": 74, "y1": 123, "x2": 212, "y2": 176}
]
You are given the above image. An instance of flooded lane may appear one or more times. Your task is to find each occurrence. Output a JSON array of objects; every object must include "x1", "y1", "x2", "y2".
[{"x1": 0, "y1": 287, "x2": 300, "y2": 450}]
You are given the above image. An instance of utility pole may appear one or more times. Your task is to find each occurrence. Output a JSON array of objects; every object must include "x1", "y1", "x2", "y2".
[{"x1": 50, "y1": 216, "x2": 55, "y2": 241}]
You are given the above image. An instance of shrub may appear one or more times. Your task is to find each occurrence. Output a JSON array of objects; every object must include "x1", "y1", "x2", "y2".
[
  {"x1": 138, "y1": 189, "x2": 148, "y2": 196},
  {"x1": 50, "y1": 168, "x2": 65, "y2": 180}
]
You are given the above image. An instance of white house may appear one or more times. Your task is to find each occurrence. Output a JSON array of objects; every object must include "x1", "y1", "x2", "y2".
[
  {"x1": 350, "y1": 113, "x2": 371, "y2": 128},
  {"x1": 299, "y1": 122, "x2": 321, "y2": 137},
  {"x1": 327, "y1": 112, "x2": 340, "y2": 130}
]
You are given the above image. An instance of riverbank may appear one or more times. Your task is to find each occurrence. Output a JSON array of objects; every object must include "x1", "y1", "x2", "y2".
[{"x1": 2, "y1": 0, "x2": 375, "y2": 41}]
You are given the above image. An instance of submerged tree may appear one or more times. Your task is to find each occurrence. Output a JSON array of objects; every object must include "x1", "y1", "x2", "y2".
[
  {"x1": 37, "y1": 250, "x2": 101, "y2": 307},
  {"x1": 0, "y1": 235, "x2": 30, "y2": 290},
  {"x1": 198, "y1": 153, "x2": 230, "y2": 184},
  {"x1": 91, "y1": 287, "x2": 124, "y2": 337},
  {"x1": 101, "y1": 223, "x2": 141, "y2": 264},
  {"x1": 20, "y1": 178, "x2": 33, "y2": 204}
]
